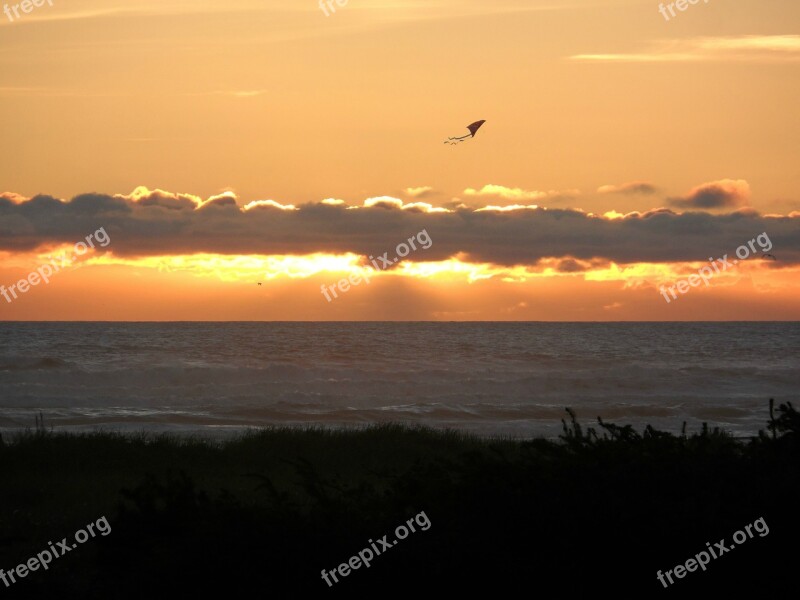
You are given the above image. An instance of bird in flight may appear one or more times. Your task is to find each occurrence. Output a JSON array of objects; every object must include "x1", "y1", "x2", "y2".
[
  {"x1": 763, "y1": 253, "x2": 777, "y2": 261},
  {"x1": 257, "y1": 282, "x2": 262, "y2": 285},
  {"x1": 444, "y1": 120, "x2": 486, "y2": 145}
]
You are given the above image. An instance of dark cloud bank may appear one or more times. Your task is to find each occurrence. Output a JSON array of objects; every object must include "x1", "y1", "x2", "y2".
[{"x1": 1, "y1": 190, "x2": 798, "y2": 265}]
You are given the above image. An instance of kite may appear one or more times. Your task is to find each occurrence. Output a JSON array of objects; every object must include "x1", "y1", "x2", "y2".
[{"x1": 444, "y1": 120, "x2": 486, "y2": 145}]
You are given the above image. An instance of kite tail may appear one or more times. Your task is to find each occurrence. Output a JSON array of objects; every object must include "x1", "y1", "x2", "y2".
[{"x1": 444, "y1": 134, "x2": 470, "y2": 145}]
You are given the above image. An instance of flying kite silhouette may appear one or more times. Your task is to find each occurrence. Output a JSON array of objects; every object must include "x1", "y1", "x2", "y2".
[{"x1": 444, "y1": 120, "x2": 486, "y2": 145}]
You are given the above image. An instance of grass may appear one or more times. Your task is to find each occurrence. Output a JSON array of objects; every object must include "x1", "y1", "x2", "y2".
[{"x1": 0, "y1": 401, "x2": 798, "y2": 596}]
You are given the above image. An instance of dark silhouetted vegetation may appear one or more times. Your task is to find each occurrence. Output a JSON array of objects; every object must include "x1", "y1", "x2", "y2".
[{"x1": 0, "y1": 401, "x2": 798, "y2": 596}]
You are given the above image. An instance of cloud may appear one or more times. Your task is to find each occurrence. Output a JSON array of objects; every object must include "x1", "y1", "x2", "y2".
[
  {"x1": 405, "y1": 186, "x2": 435, "y2": 199},
  {"x1": 402, "y1": 202, "x2": 450, "y2": 214},
  {"x1": 118, "y1": 186, "x2": 202, "y2": 211},
  {"x1": 199, "y1": 192, "x2": 239, "y2": 210},
  {"x1": 363, "y1": 196, "x2": 405, "y2": 210},
  {"x1": 570, "y1": 35, "x2": 800, "y2": 63},
  {"x1": 603, "y1": 302, "x2": 623, "y2": 311},
  {"x1": 474, "y1": 204, "x2": 540, "y2": 213},
  {"x1": 362, "y1": 196, "x2": 449, "y2": 213},
  {"x1": 464, "y1": 185, "x2": 579, "y2": 203},
  {"x1": 243, "y1": 199, "x2": 298, "y2": 211},
  {"x1": 669, "y1": 179, "x2": 751, "y2": 210},
  {"x1": 597, "y1": 182, "x2": 657, "y2": 195},
  {"x1": 0, "y1": 192, "x2": 30, "y2": 204},
  {"x1": 465, "y1": 185, "x2": 546, "y2": 202},
  {"x1": 2, "y1": 187, "x2": 799, "y2": 265},
  {"x1": 187, "y1": 90, "x2": 267, "y2": 98},
  {"x1": 555, "y1": 258, "x2": 592, "y2": 273}
]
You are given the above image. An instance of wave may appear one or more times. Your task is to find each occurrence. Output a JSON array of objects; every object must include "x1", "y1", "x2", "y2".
[{"x1": 0, "y1": 322, "x2": 798, "y2": 437}]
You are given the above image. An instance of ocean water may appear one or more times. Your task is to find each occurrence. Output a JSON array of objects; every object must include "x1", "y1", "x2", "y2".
[{"x1": 0, "y1": 322, "x2": 797, "y2": 438}]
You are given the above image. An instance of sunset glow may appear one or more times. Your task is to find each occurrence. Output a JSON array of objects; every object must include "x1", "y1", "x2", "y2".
[{"x1": 1, "y1": 0, "x2": 798, "y2": 320}]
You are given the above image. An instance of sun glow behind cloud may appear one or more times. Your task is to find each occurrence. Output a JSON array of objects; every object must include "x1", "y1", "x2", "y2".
[
  {"x1": 2, "y1": 242, "x2": 799, "y2": 321},
  {"x1": 15, "y1": 247, "x2": 794, "y2": 291}
]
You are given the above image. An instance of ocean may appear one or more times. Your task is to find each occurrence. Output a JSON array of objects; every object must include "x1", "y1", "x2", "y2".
[{"x1": 0, "y1": 322, "x2": 797, "y2": 438}]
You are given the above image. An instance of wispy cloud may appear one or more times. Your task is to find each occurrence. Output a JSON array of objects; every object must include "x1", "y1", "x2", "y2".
[
  {"x1": 597, "y1": 182, "x2": 657, "y2": 195},
  {"x1": 186, "y1": 90, "x2": 267, "y2": 98},
  {"x1": 405, "y1": 186, "x2": 435, "y2": 198},
  {"x1": 570, "y1": 35, "x2": 800, "y2": 63},
  {"x1": 464, "y1": 184, "x2": 579, "y2": 202}
]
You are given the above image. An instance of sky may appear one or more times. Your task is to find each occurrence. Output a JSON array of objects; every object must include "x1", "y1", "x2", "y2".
[{"x1": 1, "y1": 0, "x2": 799, "y2": 320}]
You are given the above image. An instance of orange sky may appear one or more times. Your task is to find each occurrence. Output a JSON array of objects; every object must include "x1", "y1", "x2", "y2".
[{"x1": 1, "y1": 0, "x2": 799, "y2": 320}]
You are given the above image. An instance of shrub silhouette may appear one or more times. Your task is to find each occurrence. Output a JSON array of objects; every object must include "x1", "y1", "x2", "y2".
[{"x1": 1, "y1": 401, "x2": 797, "y2": 595}]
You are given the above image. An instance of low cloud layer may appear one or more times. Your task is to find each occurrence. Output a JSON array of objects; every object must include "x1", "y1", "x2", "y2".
[{"x1": 1, "y1": 187, "x2": 798, "y2": 265}]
